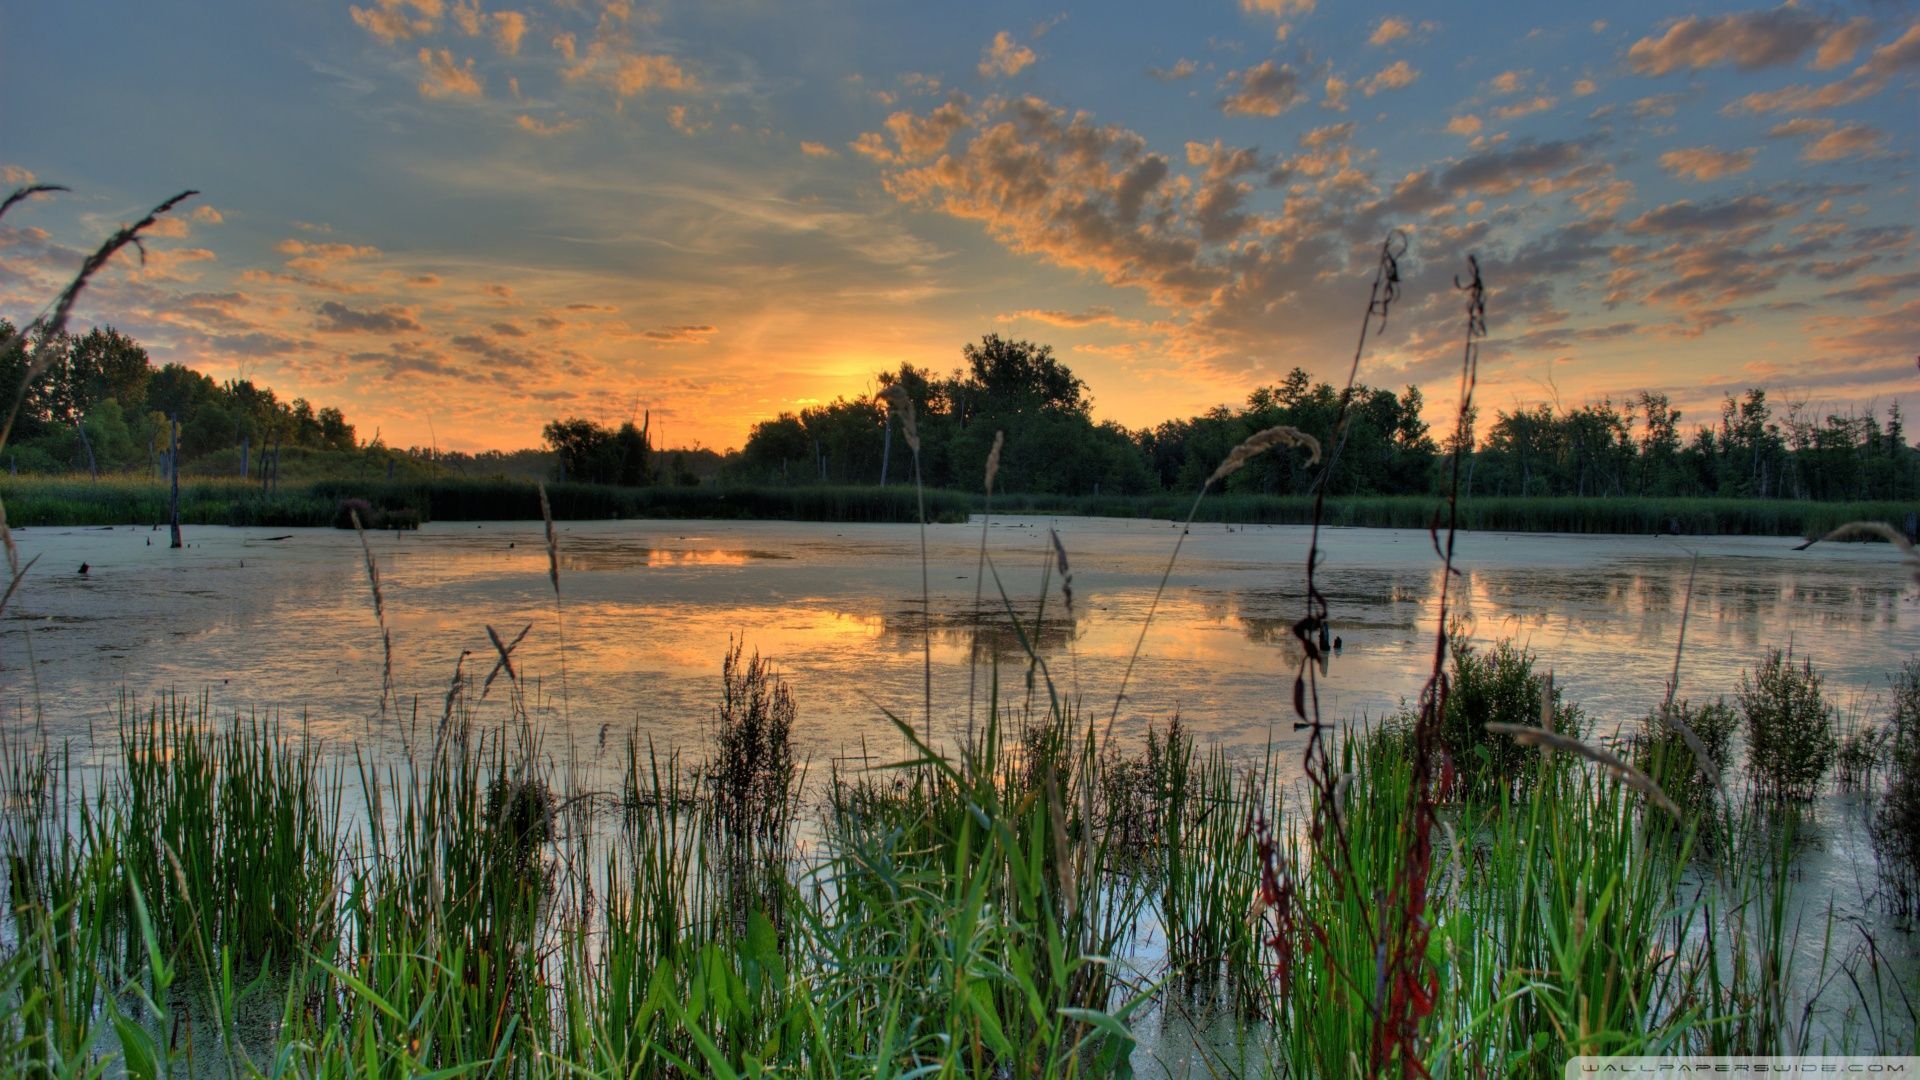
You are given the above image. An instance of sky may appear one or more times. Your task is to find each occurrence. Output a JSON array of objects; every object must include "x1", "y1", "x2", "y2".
[{"x1": 1, "y1": 0, "x2": 1915, "y2": 454}]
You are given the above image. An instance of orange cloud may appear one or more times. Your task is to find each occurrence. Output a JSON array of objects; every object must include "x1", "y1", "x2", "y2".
[
  {"x1": 1369, "y1": 17, "x2": 1411, "y2": 46},
  {"x1": 978, "y1": 31, "x2": 1036, "y2": 79},
  {"x1": 418, "y1": 48, "x2": 483, "y2": 99},
  {"x1": 349, "y1": 0, "x2": 440, "y2": 44},
  {"x1": 1657, "y1": 147, "x2": 1757, "y2": 182},
  {"x1": 1222, "y1": 61, "x2": 1303, "y2": 116},
  {"x1": 1627, "y1": 6, "x2": 1846, "y2": 74},
  {"x1": 1360, "y1": 60, "x2": 1419, "y2": 96}
]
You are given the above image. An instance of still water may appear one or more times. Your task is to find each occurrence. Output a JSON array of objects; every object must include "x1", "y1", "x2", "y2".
[
  {"x1": 4, "y1": 516, "x2": 1915, "y2": 769},
  {"x1": 7, "y1": 516, "x2": 1917, "y2": 1070}
]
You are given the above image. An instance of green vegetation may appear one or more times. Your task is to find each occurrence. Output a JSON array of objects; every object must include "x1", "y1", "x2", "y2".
[
  {"x1": 1873, "y1": 659, "x2": 1920, "y2": 916},
  {"x1": 6, "y1": 474, "x2": 1919, "y2": 537},
  {"x1": 3, "y1": 648, "x2": 1912, "y2": 1075},
  {"x1": 1738, "y1": 649, "x2": 1840, "y2": 801}
]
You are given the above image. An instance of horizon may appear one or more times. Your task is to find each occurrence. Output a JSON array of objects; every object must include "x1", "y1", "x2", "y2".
[{"x1": 2, "y1": 1, "x2": 1914, "y2": 455}]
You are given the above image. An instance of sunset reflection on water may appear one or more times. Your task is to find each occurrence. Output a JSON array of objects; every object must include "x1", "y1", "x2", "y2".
[{"x1": 4, "y1": 517, "x2": 1915, "y2": 786}]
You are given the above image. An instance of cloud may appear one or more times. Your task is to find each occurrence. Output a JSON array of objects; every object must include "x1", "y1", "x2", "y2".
[
  {"x1": 418, "y1": 48, "x2": 482, "y2": 99},
  {"x1": 1769, "y1": 118, "x2": 1886, "y2": 162},
  {"x1": 517, "y1": 113, "x2": 581, "y2": 136},
  {"x1": 999, "y1": 306, "x2": 1139, "y2": 328},
  {"x1": 559, "y1": 36, "x2": 698, "y2": 97},
  {"x1": 1571, "y1": 77, "x2": 1598, "y2": 96},
  {"x1": 1657, "y1": 147, "x2": 1757, "y2": 182},
  {"x1": 851, "y1": 95, "x2": 972, "y2": 163},
  {"x1": 611, "y1": 54, "x2": 695, "y2": 95},
  {"x1": 1369, "y1": 17, "x2": 1410, "y2": 46},
  {"x1": 1148, "y1": 58, "x2": 1198, "y2": 81},
  {"x1": 1491, "y1": 94, "x2": 1556, "y2": 119},
  {"x1": 1812, "y1": 17, "x2": 1874, "y2": 69},
  {"x1": 1321, "y1": 74, "x2": 1347, "y2": 111},
  {"x1": 1360, "y1": 60, "x2": 1419, "y2": 96},
  {"x1": 799, "y1": 140, "x2": 839, "y2": 158},
  {"x1": 1860, "y1": 21, "x2": 1920, "y2": 78},
  {"x1": 1723, "y1": 74, "x2": 1881, "y2": 114},
  {"x1": 1626, "y1": 6, "x2": 1841, "y2": 75},
  {"x1": 491, "y1": 11, "x2": 527, "y2": 55},
  {"x1": 1623, "y1": 194, "x2": 1794, "y2": 235},
  {"x1": 1490, "y1": 69, "x2": 1526, "y2": 94},
  {"x1": 636, "y1": 323, "x2": 716, "y2": 343},
  {"x1": 1626, "y1": 92, "x2": 1686, "y2": 118},
  {"x1": 275, "y1": 238, "x2": 381, "y2": 274},
  {"x1": 1222, "y1": 60, "x2": 1303, "y2": 116},
  {"x1": 979, "y1": 31, "x2": 1037, "y2": 79},
  {"x1": 1445, "y1": 114, "x2": 1482, "y2": 136},
  {"x1": 1823, "y1": 270, "x2": 1920, "y2": 304},
  {"x1": 1805, "y1": 297, "x2": 1920, "y2": 361},
  {"x1": 1240, "y1": 0, "x2": 1314, "y2": 15},
  {"x1": 349, "y1": 0, "x2": 440, "y2": 44},
  {"x1": 1437, "y1": 137, "x2": 1590, "y2": 196},
  {"x1": 315, "y1": 300, "x2": 423, "y2": 334}
]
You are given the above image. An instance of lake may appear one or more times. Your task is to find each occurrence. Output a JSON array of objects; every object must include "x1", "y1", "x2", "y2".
[
  {"x1": 6, "y1": 514, "x2": 1918, "y2": 1070},
  {"x1": 5, "y1": 516, "x2": 1914, "y2": 773}
]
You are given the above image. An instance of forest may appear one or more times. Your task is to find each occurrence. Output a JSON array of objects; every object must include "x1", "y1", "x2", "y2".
[{"x1": 5, "y1": 321, "x2": 1915, "y2": 505}]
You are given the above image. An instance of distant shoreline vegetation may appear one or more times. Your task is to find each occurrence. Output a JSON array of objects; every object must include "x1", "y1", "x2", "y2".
[
  {"x1": 2, "y1": 474, "x2": 1915, "y2": 538},
  {"x1": 5, "y1": 320, "x2": 1916, "y2": 517}
]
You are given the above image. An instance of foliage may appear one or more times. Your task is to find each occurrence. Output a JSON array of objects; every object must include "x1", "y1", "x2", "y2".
[
  {"x1": 1872, "y1": 659, "x2": 1920, "y2": 915},
  {"x1": 0, "y1": 318, "x2": 363, "y2": 477},
  {"x1": 1418, "y1": 636, "x2": 1584, "y2": 799},
  {"x1": 1633, "y1": 696, "x2": 1737, "y2": 817},
  {"x1": 1738, "y1": 649, "x2": 1839, "y2": 801},
  {"x1": 541, "y1": 413, "x2": 654, "y2": 486}
]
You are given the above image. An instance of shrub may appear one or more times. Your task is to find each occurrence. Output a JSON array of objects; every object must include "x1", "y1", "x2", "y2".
[
  {"x1": 712, "y1": 641, "x2": 799, "y2": 864},
  {"x1": 1634, "y1": 697, "x2": 1737, "y2": 817},
  {"x1": 1738, "y1": 650, "x2": 1838, "y2": 801},
  {"x1": 1440, "y1": 638, "x2": 1583, "y2": 798},
  {"x1": 1837, "y1": 722, "x2": 1888, "y2": 792},
  {"x1": 1872, "y1": 659, "x2": 1920, "y2": 916}
]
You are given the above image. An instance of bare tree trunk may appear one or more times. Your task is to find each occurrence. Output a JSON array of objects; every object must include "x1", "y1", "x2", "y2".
[
  {"x1": 880, "y1": 419, "x2": 891, "y2": 486},
  {"x1": 240, "y1": 434, "x2": 249, "y2": 480},
  {"x1": 168, "y1": 416, "x2": 182, "y2": 549},
  {"x1": 74, "y1": 418, "x2": 97, "y2": 481}
]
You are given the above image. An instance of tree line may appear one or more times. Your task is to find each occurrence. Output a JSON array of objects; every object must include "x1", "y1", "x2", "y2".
[
  {"x1": 712, "y1": 335, "x2": 1917, "y2": 503},
  {"x1": 7, "y1": 320, "x2": 1912, "y2": 505},
  {"x1": 0, "y1": 320, "x2": 360, "y2": 478}
]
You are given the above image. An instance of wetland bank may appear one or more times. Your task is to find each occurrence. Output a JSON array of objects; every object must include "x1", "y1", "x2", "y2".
[{"x1": 2, "y1": 514, "x2": 1917, "y2": 1074}]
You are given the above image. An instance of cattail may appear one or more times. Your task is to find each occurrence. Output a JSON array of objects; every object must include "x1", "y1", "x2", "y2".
[
  {"x1": 350, "y1": 509, "x2": 392, "y2": 718},
  {"x1": 984, "y1": 430, "x2": 1004, "y2": 495},
  {"x1": 1208, "y1": 425, "x2": 1320, "y2": 486},
  {"x1": 537, "y1": 482, "x2": 560, "y2": 597},
  {"x1": 878, "y1": 384, "x2": 920, "y2": 453},
  {"x1": 1049, "y1": 527, "x2": 1075, "y2": 618}
]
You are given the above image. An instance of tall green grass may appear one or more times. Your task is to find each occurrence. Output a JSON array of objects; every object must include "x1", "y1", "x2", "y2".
[{"x1": 0, "y1": 668, "x2": 1911, "y2": 1075}]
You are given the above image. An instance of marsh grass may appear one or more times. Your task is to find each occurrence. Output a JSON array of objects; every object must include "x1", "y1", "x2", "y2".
[{"x1": 2, "y1": 231, "x2": 1915, "y2": 1076}]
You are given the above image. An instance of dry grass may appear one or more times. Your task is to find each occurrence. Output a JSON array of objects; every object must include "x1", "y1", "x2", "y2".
[{"x1": 348, "y1": 508, "x2": 393, "y2": 724}]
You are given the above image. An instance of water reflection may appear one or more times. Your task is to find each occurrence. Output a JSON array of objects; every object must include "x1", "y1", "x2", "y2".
[{"x1": 2, "y1": 519, "x2": 1914, "y2": 775}]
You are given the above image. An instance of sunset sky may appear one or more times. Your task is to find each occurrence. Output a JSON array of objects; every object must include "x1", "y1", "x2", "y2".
[{"x1": 2, "y1": 1, "x2": 1914, "y2": 453}]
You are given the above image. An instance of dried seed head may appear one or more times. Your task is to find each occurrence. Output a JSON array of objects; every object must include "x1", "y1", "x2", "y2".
[
  {"x1": 984, "y1": 430, "x2": 1004, "y2": 495},
  {"x1": 1049, "y1": 527, "x2": 1074, "y2": 617},
  {"x1": 1485, "y1": 721, "x2": 1683, "y2": 821},
  {"x1": 537, "y1": 482, "x2": 559, "y2": 596},
  {"x1": 878, "y1": 385, "x2": 920, "y2": 453},
  {"x1": 1208, "y1": 425, "x2": 1321, "y2": 485}
]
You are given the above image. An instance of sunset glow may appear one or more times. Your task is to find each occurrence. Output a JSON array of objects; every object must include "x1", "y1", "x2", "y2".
[{"x1": 3, "y1": 1, "x2": 1914, "y2": 453}]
